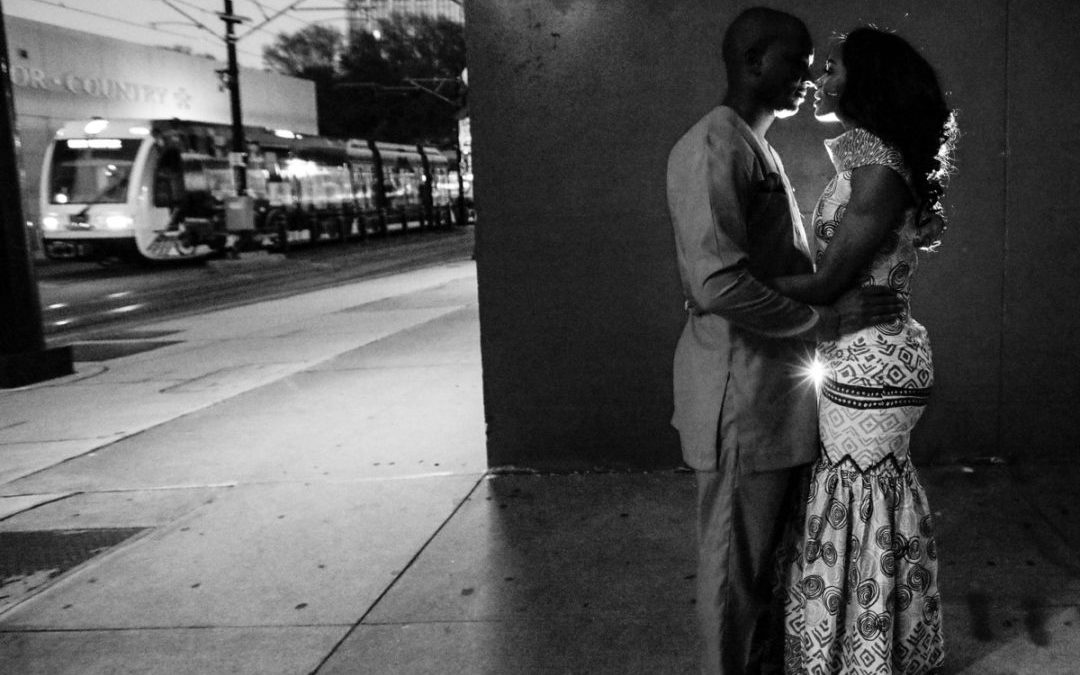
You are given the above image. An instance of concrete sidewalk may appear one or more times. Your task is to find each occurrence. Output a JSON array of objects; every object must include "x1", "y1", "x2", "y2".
[{"x1": 1, "y1": 261, "x2": 1078, "y2": 673}]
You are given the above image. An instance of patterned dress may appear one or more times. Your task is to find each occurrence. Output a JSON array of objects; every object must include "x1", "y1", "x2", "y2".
[{"x1": 781, "y1": 128, "x2": 945, "y2": 674}]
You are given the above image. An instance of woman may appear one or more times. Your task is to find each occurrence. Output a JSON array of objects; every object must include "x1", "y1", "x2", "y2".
[{"x1": 771, "y1": 28, "x2": 958, "y2": 673}]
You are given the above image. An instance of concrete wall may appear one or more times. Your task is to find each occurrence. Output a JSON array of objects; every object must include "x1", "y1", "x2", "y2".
[
  {"x1": 1002, "y1": 1, "x2": 1080, "y2": 462},
  {"x1": 465, "y1": 0, "x2": 1080, "y2": 469}
]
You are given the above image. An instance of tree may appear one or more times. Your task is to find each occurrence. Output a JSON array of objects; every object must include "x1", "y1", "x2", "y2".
[
  {"x1": 262, "y1": 15, "x2": 465, "y2": 146},
  {"x1": 262, "y1": 25, "x2": 343, "y2": 79},
  {"x1": 263, "y1": 25, "x2": 348, "y2": 138},
  {"x1": 339, "y1": 13, "x2": 466, "y2": 146},
  {"x1": 343, "y1": 13, "x2": 464, "y2": 83}
]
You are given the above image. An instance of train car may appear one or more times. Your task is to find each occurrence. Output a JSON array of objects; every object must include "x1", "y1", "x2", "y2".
[{"x1": 39, "y1": 118, "x2": 458, "y2": 262}]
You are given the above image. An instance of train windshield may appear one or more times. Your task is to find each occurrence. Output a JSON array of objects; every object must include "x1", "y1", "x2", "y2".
[{"x1": 48, "y1": 138, "x2": 142, "y2": 205}]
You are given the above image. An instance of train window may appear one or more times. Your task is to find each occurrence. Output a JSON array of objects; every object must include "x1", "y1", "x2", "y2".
[
  {"x1": 181, "y1": 159, "x2": 209, "y2": 193},
  {"x1": 246, "y1": 167, "x2": 268, "y2": 198},
  {"x1": 330, "y1": 165, "x2": 350, "y2": 204},
  {"x1": 49, "y1": 138, "x2": 141, "y2": 204},
  {"x1": 351, "y1": 165, "x2": 374, "y2": 208},
  {"x1": 179, "y1": 157, "x2": 232, "y2": 203},
  {"x1": 203, "y1": 159, "x2": 234, "y2": 201},
  {"x1": 262, "y1": 151, "x2": 283, "y2": 181}
]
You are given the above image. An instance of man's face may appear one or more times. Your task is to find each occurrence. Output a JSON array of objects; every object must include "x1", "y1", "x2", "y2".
[{"x1": 757, "y1": 31, "x2": 815, "y2": 118}]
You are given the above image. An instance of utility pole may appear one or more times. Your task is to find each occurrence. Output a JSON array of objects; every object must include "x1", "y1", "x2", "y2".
[
  {"x1": 221, "y1": 0, "x2": 246, "y2": 195},
  {"x1": 219, "y1": 0, "x2": 254, "y2": 245},
  {"x1": 0, "y1": 1, "x2": 72, "y2": 387}
]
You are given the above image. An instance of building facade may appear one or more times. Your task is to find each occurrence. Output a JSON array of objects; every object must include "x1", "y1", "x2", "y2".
[
  {"x1": 4, "y1": 16, "x2": 318, "y2": 234},
  {"x1": 346, "y1": 0, "x2": 463, "y2": 34}
]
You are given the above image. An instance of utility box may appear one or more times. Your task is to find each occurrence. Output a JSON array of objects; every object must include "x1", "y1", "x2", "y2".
[{"x1": 225, "y1": 195, "x2": 254, "y2": 232}]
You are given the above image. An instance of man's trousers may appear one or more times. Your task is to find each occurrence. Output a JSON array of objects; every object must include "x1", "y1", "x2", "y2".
[{"x1": 695, "y1": 443, "x2": 808, "y2": 674}]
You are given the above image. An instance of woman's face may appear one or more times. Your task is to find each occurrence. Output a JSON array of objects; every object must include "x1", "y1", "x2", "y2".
[{"x1": 813, "y1": 47, "x2": 847, "y2": 123}]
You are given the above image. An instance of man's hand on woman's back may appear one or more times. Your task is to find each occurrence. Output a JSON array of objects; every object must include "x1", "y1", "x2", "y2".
[{"x1": 824, "y1": 286, "x2": 905, "y2": 338}]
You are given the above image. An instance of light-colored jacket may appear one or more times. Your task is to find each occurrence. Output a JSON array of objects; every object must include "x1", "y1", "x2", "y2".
[{"x1": 668, "y1": 105, "x2": 820, "y2": 472}]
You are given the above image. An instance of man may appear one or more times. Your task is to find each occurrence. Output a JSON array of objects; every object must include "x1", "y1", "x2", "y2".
[{"x1": 666, "y1": 8, "x2": 904, "y2": 673}]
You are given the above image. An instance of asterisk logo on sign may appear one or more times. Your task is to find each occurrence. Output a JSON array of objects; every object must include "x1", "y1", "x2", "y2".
[{"x1": 174, "y1": 88, "x2": 192, "y2": 109}]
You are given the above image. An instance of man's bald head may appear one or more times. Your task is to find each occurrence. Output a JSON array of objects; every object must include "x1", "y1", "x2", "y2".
[{"x1": 722, "y1": 7, "x2": 811, "y2": 83}]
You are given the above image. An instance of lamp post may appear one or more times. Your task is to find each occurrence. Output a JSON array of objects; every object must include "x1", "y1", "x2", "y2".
[{"x1": 0, "y1": 1, "x2": 72, "y2": 387}]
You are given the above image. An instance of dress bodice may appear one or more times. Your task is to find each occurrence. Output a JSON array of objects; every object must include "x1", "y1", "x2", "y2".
[
  {"x1": 814, "y1": 128, "x2": 919, "y2": 315},
  {"x1": 814, "y1": 128, "x2": 933, "y2": 392}
]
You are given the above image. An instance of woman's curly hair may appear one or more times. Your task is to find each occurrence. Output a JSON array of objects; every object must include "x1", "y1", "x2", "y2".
[{"x1": 837, "y1": 27, "x2": 958, "y2": 220}]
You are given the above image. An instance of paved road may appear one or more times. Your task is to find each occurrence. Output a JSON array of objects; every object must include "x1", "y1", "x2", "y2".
[{"x1": 35, "y1": 226, "x2": 475, "y2": 345}]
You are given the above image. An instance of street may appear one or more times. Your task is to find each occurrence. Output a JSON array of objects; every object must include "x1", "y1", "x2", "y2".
[
  {"x1": 4, "y1": 250, "x2": 1078, "y2": 673},
  {"x1": 36, "y1": 226, "x2": 475, "y2": 346},
  {"x1": 2, "y1": 254, "x2": 498, "y2": 674}
]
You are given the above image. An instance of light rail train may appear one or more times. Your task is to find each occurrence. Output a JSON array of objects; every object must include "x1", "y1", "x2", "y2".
[{"x1": 39, "y1": 118, "x2": 463, "y2": 262}]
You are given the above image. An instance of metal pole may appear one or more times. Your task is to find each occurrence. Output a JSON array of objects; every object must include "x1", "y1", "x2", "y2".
[
  {"x1": 455, "y1": 130, "x2": 467, "y2": 226},
  {"x1": 0, "y1": 0, "x2": 72, "y2": 387},
  {"x1": 223, "y1": 0, "x2": 246, "y2": 194},
  {"x1": 455, "y1": 70, "x2": 469, "y2": 227}
]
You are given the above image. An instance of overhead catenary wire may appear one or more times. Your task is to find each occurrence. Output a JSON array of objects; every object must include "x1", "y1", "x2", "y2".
[
  {"x1": 18, "y1": 0, "x2": 265, "y2": 62},
  {"x1": 160, "y1": 0, "x2": 222, "y2": 39},
  {"x1": 167, "y1": 0, "x2": 348, "y2": 41},
  {"x1": 157, "y1": 1, "x2": 354, "y2": 66},
  {"x1": 16, "y1": 0, "x2": 350, "y2": 65}
]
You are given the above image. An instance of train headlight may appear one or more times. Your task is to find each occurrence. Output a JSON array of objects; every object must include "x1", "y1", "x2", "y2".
[
  {"x1": 104, "y1": 215, "x2": 133, "y2": 230},
  {"x1": 42, "y1": 216, "x2": 60, "y2": 231},
  {"x1": 84, "y1": 118, "x2": 109, "y2": 135}
]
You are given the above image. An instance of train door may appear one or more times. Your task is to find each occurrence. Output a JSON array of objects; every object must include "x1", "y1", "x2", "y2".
[
  {"x1": 179, "y1": 155, "x2": 229, "y2": 251},
  {"x1": 138, "y1": 149, "x2": 224, "y2": 259},
  {"x1": 139, "y1": 146, "x2": 215, "y2": 259},
  {"x1": 138, "y1": 144, "x2": 182, "y2": 258},
  {"x1": 345, "y1": 140, "x2": 379, "y2": 235}
]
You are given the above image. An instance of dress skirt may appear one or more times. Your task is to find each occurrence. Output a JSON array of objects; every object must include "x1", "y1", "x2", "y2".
[{"x1": 781, "y1": 385, "x2": 945, "y2": 674}]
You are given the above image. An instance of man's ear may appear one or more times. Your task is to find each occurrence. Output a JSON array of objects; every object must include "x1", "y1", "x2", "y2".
[{"x1": 744, "y1": 46, "x2": 765, "y2": 77}]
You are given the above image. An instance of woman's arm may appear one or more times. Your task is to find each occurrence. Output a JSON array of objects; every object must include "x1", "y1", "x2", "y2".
[{"x1": 771, "y1": 164, "x2": 912, "y2": 305}]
